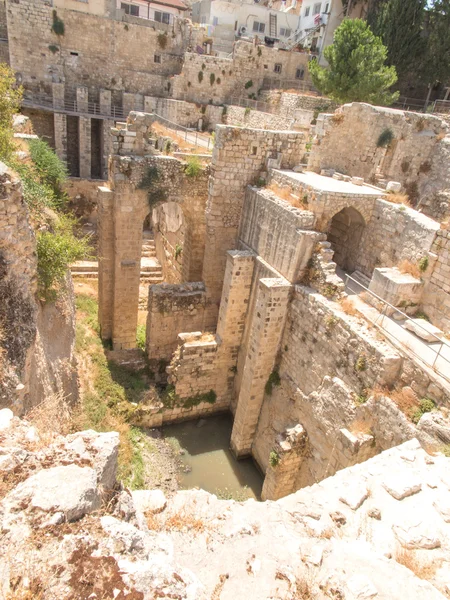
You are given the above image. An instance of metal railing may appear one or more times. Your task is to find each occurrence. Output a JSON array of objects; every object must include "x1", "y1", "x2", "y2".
[
  {"x1": 22, "y1": 96, "x2": 125, "y2": 120},
  {"x1": 152, "y1": 112, "x2": 214, "y2": 151},
  {"x1": 261, "y1": 77, "x2": 318, "y2": 93},
  {"x1": 433, "y1": 99, "x2": 450, "y2": 114},
  {"x1": 344, "y1": 273, "x2": 450, "y2": 384}
]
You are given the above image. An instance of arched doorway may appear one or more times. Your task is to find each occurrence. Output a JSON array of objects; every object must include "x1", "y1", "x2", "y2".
[{"x1": 328, "y1": 207, "x2": 365, "y2": 273}]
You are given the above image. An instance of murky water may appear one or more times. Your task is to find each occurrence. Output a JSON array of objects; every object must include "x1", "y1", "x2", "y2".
[{"x1": 163, "y1": 414, "x2": 263, "y2": 501}]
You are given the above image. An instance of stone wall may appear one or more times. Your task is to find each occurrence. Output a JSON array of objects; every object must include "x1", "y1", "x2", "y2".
[
  {"x1": 308, "y1": 103, "x2": 449, "y2": 212},
  {"x1": 152, "y1": 202, "x2": 185, "y2": 284},
  {"x1": 422, "y1": 228, "x2": 450, "y2": 332},
  {"x1": 21, "y1": 109, "x2": 55, "y2": 148},
  {"x1": 259, "y1": 90, "x2": 339, "y2": 117},
  {"x1": 0, "y1": 164, "x2": 77, "y2": 414},
  {"x1": 6, "y1": 0, "x2": 203, "y2": 102},
  {"x1": 357, "y1": 199, "x2": 440, "y2": 277},
  {"x1": 201, "y1": 125, "x2": 306, "y2": 328},
  {"x1": 146, "y1": 283, "x2": 207, "y2": 362},
  {"x1": 172, "y1": 41, "x2": 312, "y2": 105},
  {"x1": 224, "y1": 106, "x2": 297, "y2": 131}
]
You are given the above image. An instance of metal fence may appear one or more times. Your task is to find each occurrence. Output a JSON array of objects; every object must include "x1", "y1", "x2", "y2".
[
  {"x1": 261, "y1": 77, "x2": 318, "y2": 93},
  {"x1": 433, "y1": 99, "x2": 450, "y2": 114},
  {"x1": 22, "y1": 96, "x2": 125, "y2": 120},
  {"x1": 344, "y1": 273, "x2": 450, "y2": 384},
  {"x1": 152, "y1": 112, "x2": 214, "y2": 151}
]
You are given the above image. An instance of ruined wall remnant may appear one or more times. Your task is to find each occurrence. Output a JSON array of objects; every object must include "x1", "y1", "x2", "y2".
[
  {"x1": 308, "y1": 103, "x2": 450, "y2": 218},
  {"x1": 422, "y1": 228, "x2": 450, "y2": 331},
  {"x1": 0, "y1": 164, "x2": 78, "y2": 414}
]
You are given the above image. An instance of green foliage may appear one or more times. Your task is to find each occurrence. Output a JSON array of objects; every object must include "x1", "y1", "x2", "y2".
[
  {"x1": 198, "y1": 71, "x2": 204, "y2": 83},
  {"x1": 136, "y1": 324, "x2": 146, "y2": 351},
  {"x1": 269, "y1": 450, "x2": 280, "y2": 467},
  {"x1": 28, "y1": 138, "x2": 68, "y2": 193},
  {"x1": 202, "y1": 63, "x2": 206, "y2": 70},
  {"x1": 216, "y1": 77, "x2": 221, "y2": 84},
  {"x1": 367, "y1": 0, "x2": 426, "y2": 82},
  {"x1": 215, "y1": 487, "x2": 252, "y2": 501},
  {"x1": 174, "y1": 243, "x2": 183, "y2": 259},
  {"x1": 441, "y1": 444, "x2": 450, "y2": 457},
  {"x1": 51, "y1": 10, "x2": 65, "y2": 36},
  {"x1": 244, "y1": 107, "x2": 251, "y2": 117},
  {"x1": 161, "y1": 384, "x2": 216, "y2": 409},
  {"x1": 257, "y1": 46, "x2": 262, "y2": 57},
  {"x1": 308, "y1": 19, "x2": 399, "y2": 105},
  {"x1": 138, "y1": 165, "x2": 167, "y2": 207},
  {"x1": 244, "y1": 80, "x2": 254, "y2": 89},
  {"x1": 185, "y1": 155, "x2": 202, "y2": 177},
  {"x1": 411, "y1": 397, "x2": 436, "y2": 423},
  {"x1": 0, "y1": 64, "x2": 23, "y2": 161},
  {"x1": 419, "y1": 0, "x2": 450, "y2": 86},
  {"x1": 265, "y1": 370, "x2": 281, "y2": 395},
  {"x1": 415, "y1": 310, "x2": 430, "y2": 321},
  {"x1": 164, "y1": 139, "x2": 172, "y2": 154},
  {"x1": 418, "y1": 256, "x2": 429, "y2": 272},
  {"x1": 377, "y1": 128, "x2": 394, "y2": 147},
  {"x1": 37, "y1": 215, "x2": 90, "y2": 299},
  {"x1": 48, "y1": 45, "x2": 59, "y2": 54},
  {"x1": 157, "y1": 32, "x2": 168, "y2": 49},
  {"x1": 355, "y1": 393, "x2": 368, "y2": 405},
  {"x1": 125, "y1": 427, "x2": 146, "y2": 489},
  {"x1": 355, "y1": 354, "x2": 367, "y2": 372},
  {"x1": 210, "y1": 73, "x2": 215, "y2": 85}
]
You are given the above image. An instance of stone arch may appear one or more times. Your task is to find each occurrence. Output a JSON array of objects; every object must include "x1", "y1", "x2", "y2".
[{"x1": 327, "y1": 207, "x2": 366, "y2": 272}]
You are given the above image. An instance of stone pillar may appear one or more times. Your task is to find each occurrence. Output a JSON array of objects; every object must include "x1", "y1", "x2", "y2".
[
  {"x1": 52, "y1": 82, "x2": 65, "y2": 110},
  {"x1": 214, "y1": 250, "x2": 255, "y2": 401},
  {"x1": 102, "y1": 119, "x2": 114, "y2": 180},
  {"x1": 230, "y1": 277, "x2": 291, "y2": 457},
  {"x1": 98, "y1": 186, "x2": 114, "y2": 340},
  {"x1": 79, "y1": 117, "x2": 91, "y2": 179},
  {"x1": 122, "y1": 92, "x2": 135, "y2": 119},
  {"x1": 99, "y1": 89, "x2": 112, "y2": 116},
  {"x1": 76, "y1": 86, "x2": 89, "y2": 114},
  {"x1": 261, "y1": 424, "x2": 307, "y2": 501},
  {"x1": 54, "y1": 113, "x2": 67, "y2": 165}
]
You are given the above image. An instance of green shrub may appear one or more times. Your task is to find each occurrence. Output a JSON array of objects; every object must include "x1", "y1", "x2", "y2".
[
  {"x1": 244, "y1": 80, "x2": 253, "y2": 89},
  {"x1": 210, "y1": 73, "x2": 215, "y2": 85},
  {"x1": 418, "y1": 256, "x2": 429, "y2": 272},
  {"x1": 198, "y1": 71, "x2": 204, "y2": 83},
  {"x1": 265, "y1": 370, "x2": 281, "y2": 395},
  {"x1": 174, "y1": 243, "x2": 183, "y2": 259},
  {"x1": 244, "y1": 107, "x2": 251, "y2": 117},
  {"x1": 269, "y1": 450, "x2": 280, "y2": 467},
  {"x1": 28, "y1": 138, "x2": 67, "y2": 194},
  {"x1": 411, "y1": 398, "x2": 436, "y2": 424},
  {"x1": 51, "y1": 10, "x2": 65, "y2": 36},
  {"x1": 37, "y1": 215, "x2": 90, "y2": 299},
  {"x1": 355, "y1": 355, "x2": 367, "y2": 372},
  {"x1": 185, "y1": 155, "x2": 202, "y2": 177},
  {"x1": 0, "y1": 64, "x2": 23, "y2": 161},
  {"x1": 136, "y1": 324, "x2": 146, "y2": 351},
  {"x1": 48, "y1": 45, "x2": 59, "y2": 54},
  {"x1": 377, "y1": 128, "x2": 394, "y2": 147},
  {"x1": 157, "y1": 32, "x2": 167, "y2": 49}
]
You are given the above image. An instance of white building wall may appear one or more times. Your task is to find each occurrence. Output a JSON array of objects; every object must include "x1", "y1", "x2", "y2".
[{"x1": 117, "y1": 0, "x2": 185, "y2": 21}]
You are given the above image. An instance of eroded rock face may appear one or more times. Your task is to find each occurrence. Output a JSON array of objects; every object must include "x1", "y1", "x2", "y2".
[{"x1": 1, "y1": 410, "x2": 449, "y2": 600}]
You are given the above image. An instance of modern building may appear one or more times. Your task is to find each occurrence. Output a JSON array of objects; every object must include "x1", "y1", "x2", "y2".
[
  {"x1": 116, "y1": 0, "x2": 189, "y2": 23},
  {"x1": 192, "y1": 0, "x2": 301, "y2": 53}
]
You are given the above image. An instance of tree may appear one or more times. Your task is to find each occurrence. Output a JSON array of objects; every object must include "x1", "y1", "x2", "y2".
[
  {"x1": 0, "y1": 63, "x2": 23, "y2": 160},
  {"x1": 309, "y1": 19, "x2": 399, "y2": 105},
  {"x1": 421, "y1": 0, "x2": 450, "y2": 90},
  {"x1": 367, "y1": 0, "x2": 426, "y2": 82}
]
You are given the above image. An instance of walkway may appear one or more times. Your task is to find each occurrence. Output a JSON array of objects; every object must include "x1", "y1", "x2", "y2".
[{"x1": 336, "y1": 270, "x2": 450, "y2": 389}]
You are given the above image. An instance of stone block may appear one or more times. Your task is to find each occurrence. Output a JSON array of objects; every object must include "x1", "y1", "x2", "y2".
[{"x1": 368, "y1": 267, "x2": 423, "y2": 312}]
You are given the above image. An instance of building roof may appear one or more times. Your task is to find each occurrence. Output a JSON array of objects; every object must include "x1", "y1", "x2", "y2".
[
  {"x1": 270, "y1": 0, "x2": 303, "y2": 16},
  {"x1": 147, "y1": 0, "x2": 189, "y2": 11}
]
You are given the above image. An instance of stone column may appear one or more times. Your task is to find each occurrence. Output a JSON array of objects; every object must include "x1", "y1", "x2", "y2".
[
  {"x1": 99, "y1": 89, "x2": 112, "y2": 116},
  {"x1": 79, "y1": 117, "x2": 91, "y2": 179},
  {"x1": 230, "y1": 277, "x2": 291, "y2": 457},
  {"x1": 98, "y1": 186, "x2": 114, "y2": 341},
  {"x1": 214, "y1": 250, "x2": 255, "y2": 401},
  {"x1": 261, "y1": 424, "x2": 307, "y2": 501},
  {"x1": 76, "y1": 86, "x2": 89, "y2": 114},
  {"x1": 54, "y1": 113, "x2": 67, "y2": 165},
  {"x1": 52, "y1": 82, "x2": 65, "y2": 110},
  {"x1": 102, "y1": 119, "x2": 114, "y2": 180}
]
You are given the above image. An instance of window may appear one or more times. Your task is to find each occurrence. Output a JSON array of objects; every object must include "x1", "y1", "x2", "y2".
[
  {"x1": 252, "y1": 146, "x2": 258, "y2": 155},
  {"x1": 70, "y1": 51, "x2": 79, "y2": 57},
  {"x1": 304, "y1": 6, "x2": 310, "y2": 16},
  {"x1": 253, "y1": 21, "x2": 265, "y2": 33},
  {"x1": 212, "y1": 16, "x2": 219, "y2": 26},
  {"x1": 121, "y1": 3, "x2": 139, "y2": 16},
  {"x1": 274, "y1": 63, "x2": 282, "y2": 74},
  {"x1": 279, "y1": 27, "x2": 291, "y2": 37},
  {"x1": 200, "y1": 16, "x2": 206, "y2": 24},
  {"x1": 313, "y1": 2, "x2": 321, "y2": 15},
  {"x1": 325, "y1": 2, "x2": 329, "y2": 12},
  {"x1": 154, "y1": 54, "x2": 161, "y2": 63},
  {"x1": 154, "y1": 10, "x2": 170, "y2": 24},
  {"x1": 296, "y1": 68, "x2": 304, "y2": 80}
]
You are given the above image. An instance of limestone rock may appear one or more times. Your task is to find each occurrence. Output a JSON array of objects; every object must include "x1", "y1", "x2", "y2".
[
  {"x1": 132, "y1": 489, "x2": 167, "y2": 514},
  {"x1": 404, "y1": 318, "x2": 443, "y2": 342},
  {"x1": 382, "y1": 474, "x2": 422, "y2": 500},
  {"x1": 417, "y1": 411, "x2": 450, "y2": 445},
  {"x1": 3, "y1": 464, "x2": 100, "y2": 522},
  {"x1": 393, "y1": 514, "x2": 441, "y2": 549},
  {"x1": 0, "y1": 408, "x2": 14, "y2": 431},
  {"x1": 339, "y1": 481, "x2": 369, "y2": 510}
]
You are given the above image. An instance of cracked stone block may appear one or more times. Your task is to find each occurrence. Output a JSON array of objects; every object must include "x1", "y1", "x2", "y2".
[
  {"x1": 339, "y1": 482, "x2": 369, "y2": 510},
  {"x1": 393, "y1": 517, "x2": 441, "y2": 549}
]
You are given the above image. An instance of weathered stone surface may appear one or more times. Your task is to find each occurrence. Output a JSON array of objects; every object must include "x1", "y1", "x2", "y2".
[
  {"x1": 382, "y1": 474, "x2": 422, "y2": 500},
  {"x1": 404, "y1": 318, "x2": 443, "y2": 342},
  {"x1": 132, "y1": 489, "x2": 167, "y2": 515}
]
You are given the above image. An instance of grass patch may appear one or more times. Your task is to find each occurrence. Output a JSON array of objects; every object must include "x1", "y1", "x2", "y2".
[
  {"x1": 136, "y1": 323, "x2": 146, "y2": 351},
  {"x1": 265, "y1": 370, "x2": 281, "y2": 395}
]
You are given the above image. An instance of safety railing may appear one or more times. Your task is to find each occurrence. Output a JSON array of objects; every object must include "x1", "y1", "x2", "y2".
[
  {"x1": 21, "y1": 97, "x2": 125, "y2": 120},
  {"x1": 433, "y1": 99, "x2": 450, "y2": 114},
  {"x1": 344, "y1": 273, "x2": 450, "y2": 384},
  {"x1": 152, "y1": 112, "x2": 213, "y2": 151},
  {"x1": 261, "y1": 77, "x2": 318, "y2": 93}
]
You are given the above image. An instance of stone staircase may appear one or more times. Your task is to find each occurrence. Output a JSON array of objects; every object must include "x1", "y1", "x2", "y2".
[{"x1": 71, "y1": 232, "x2": 163, "y2": 284}]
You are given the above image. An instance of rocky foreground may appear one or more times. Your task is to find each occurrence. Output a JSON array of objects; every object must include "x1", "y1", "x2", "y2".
[{"x1": 0, "y1": 408, "x2": 449, "y2": 599}]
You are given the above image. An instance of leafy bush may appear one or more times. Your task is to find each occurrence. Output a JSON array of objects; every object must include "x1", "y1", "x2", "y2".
[
  {"x1": 157, "y1": 32, "x2": 167, "y2": 49},
  {"x1": 269, "y1": 450, "x2": 280, "y2": 467},
  {"x1": 28, "y1": 138, "x2": 68, "y2": 194},
  {"x1": 377, "y1": 128, "x2": 394, "y2": 147},
  {"x1": 411, "y1": 397, "x2": 436, "y2": 424},
  {"x1": 0, "y1": 64, "x2": 23, "y2": 161},
  {"x1": 198, "y1": 71, "x2": 203, "y2": 83},
  {"x1": 136, "y1": 324, "x2": 146, "y2": 351},
  {"x1": 265, "y1": 370, "x2": 281, "y2": 395},
  {"x1": 210, "y1": 73, "x2": 215, "y2": 85},
  {"x1": 51, "y1": 10, "x2": 65, "y2": 36},
  {"x1": 185, "y1": 155, "x2": 202, "y2": 177},
  {"x1": 418, "y1": 256, "x2": 429, "y2": 272},
  {"x1": 244, "y1": 80, "x2": 253, "y2": 89},
  {"x1": 37, "y1": 215, "x2": 90, "y2": 299}
]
